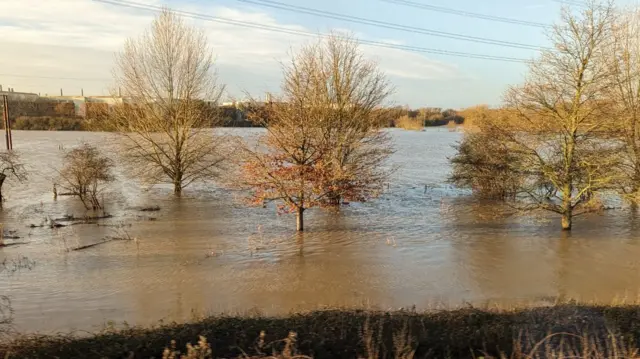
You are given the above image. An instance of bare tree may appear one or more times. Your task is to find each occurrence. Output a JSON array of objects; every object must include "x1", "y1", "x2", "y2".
[
  {"x1": 482, "y1": 1, "x2": 619, "y2": 230},
  {"x1": 0, "y1": 151, "x2": 27, "y2": 204},
  {"x1": 453, "y1": 2, "x2": 620, "y2": 230},
  {"x1": 300, "y1": 34, "x2": 394, "y2": 207},
  {"x1": 110, "y1": 9, "x2": 227, "y2": 196},
  {"x1": 603, "y1": 7, "x2": 640, "y2": 207},
  {"x1": 57, "y1": 143, "x2": 114, "y2": 210},
  {"x1": 238, "y1": 34, "x2": 393, "y2": 231}
]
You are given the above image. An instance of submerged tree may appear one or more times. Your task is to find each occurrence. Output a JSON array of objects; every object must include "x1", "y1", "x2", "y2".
[
  {"x1": 302, "y1": 34, "x2": 394, "y2": 208},
  {"x1": 239, "y1": 34, "x2": 394, "y2": 231},
  {"x1": 502, "y1": 1, "x2": 619, "y2": 230},
  {"x1": 57, "y1": 143, "x2": 114, "y2": 210},
  {"x1": 0, "y1": 152, "x2": 27, "y2": 204},
  {"x1": 449, "y1": 130, "x2": 522, "y2": 200},
  {"x1": 110, "y1": 9, "x2": 227, "y2": 196},
  {"x1": 450, "y1": 1, "x2": 621, "y2": 230}
]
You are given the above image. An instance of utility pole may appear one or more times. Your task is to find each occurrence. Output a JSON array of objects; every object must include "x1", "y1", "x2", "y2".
[{"x1": 2, "y1": 95, "x2": 11, "y2": 150}]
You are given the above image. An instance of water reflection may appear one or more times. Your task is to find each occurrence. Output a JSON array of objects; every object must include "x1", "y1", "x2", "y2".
[{"x1": 1, "y1": 129, "x2": 640, "y2": 333}]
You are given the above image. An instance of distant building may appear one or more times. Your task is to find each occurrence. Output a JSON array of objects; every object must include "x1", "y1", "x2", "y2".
[
  {"x1": 41, "y1": 95, "x2": 125, "y2": 117},
  {"x1": 0, "y1": 87, "x2": 39, "y2": 102}
]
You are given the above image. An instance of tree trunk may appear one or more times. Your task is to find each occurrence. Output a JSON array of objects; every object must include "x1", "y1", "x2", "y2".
[
  {"x1": 174, "y1": 181, "x2": 182, "y2": 196},
  {"x1": 561, "y1": 176, "x2": 573, "y2": 230},
  {"x1": 296, "y1": 207, "x2": 305, "y2": 232},
  {"x1": 561, "y1": 211, "x2": 572, "y2": 231}
]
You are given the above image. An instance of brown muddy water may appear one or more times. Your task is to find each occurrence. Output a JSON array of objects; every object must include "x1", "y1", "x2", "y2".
[{"x1": 1, "y1": 128, "x2": 640, "y2": 334}]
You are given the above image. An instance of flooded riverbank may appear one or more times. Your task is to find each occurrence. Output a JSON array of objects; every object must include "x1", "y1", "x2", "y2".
[{"x1": 1, "y1": 129, "x2": 640, "y2": 333}]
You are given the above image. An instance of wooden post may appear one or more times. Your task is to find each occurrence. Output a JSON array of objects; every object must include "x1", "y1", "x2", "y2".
[
  {"x1": 2, "y1": 95, "x2": 9, "y2": 151},
  {"x1": 7, "y1": 108, "x2": 12, "y2": 151}
]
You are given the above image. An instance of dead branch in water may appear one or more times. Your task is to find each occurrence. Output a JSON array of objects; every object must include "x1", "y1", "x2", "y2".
[
  {"x1": 70, "y1": 235, "x2": 134, "y2": 252},
  {"x1": 0, "y1": 242, "x2": 29, "y2": 248},
  {"x1": 55, "y1": 214, "x2": 113, "y2": 222},
  {"x1": 70, "y1": 226, "x2": 136, "y2": 251}
]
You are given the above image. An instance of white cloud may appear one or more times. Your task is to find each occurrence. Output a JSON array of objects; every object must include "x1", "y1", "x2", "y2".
[
  {"x1": 361, "y1": 46, "x2": 461, "y2": 81},
  {"x1": 0, "y1": 0, "x2": 464, "y2": 103}
]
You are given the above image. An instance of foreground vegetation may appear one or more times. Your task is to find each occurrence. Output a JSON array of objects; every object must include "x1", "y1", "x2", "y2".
[{"x1": 4, "y1": 304, "x2": 640, "y2": 358}]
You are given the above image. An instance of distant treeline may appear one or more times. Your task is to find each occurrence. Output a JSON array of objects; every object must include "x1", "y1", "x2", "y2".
[
  {"x1": 3, "y1": 106, "x2": 256, "y2": 131},
  {"x1": 377, "y1": 106, "x2": 465, "y2": 128},
  {"x1": 2, "y1": 105, "x2": 468, "y2": 131},
  {"x1": 12, "y1": 116, "x2": 86, "y2": 131}
]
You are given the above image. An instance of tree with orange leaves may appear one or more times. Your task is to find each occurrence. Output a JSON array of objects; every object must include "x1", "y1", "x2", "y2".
[{"x1": 238, "y1": 34, "x2": 393, "y2": 231}]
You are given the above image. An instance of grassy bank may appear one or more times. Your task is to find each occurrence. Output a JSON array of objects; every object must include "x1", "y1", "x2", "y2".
[{"x1": 3, "y1": 304, "x2": 640, "y2": 358}]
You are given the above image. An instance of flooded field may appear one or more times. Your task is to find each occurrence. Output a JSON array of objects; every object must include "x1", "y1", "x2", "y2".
[{"x1": 1, "y1": 128, "x2": 640, "y2": 334}]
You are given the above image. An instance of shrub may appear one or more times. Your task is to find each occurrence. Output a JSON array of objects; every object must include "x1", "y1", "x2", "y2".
[
  {"x1": 449, "y1": 132, "x2": 521, "y2": 199},
  {"x1": 56, "y1": 143, "x2": 115, "y2": 210},
  {"x1": 394, "y1": 115, "x2": 423, "y2": 130}
]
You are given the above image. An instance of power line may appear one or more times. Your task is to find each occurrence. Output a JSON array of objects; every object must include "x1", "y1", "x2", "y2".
[
  {"x1": 234, "y1": 0, "x2": 549, "y2": 51},
  {"x1": 94, "y1": 0, "x2": 533, "y2": 63},
  {"x1": 379, "y1": 0, "x2": 550, "y2": 28}
]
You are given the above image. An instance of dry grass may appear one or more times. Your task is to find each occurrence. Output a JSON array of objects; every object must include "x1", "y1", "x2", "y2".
[
  {"x1": 480, "y1": 332, "x2": 640, "y2": 359},
  {"x1": 162, "y1": 335, "x2": 213, "y2": 359},
  {"x1": 161, "y1": 332, "x2": 313, "y2": 359}
]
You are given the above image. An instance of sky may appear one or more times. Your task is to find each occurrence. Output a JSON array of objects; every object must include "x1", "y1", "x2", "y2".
[{"x1": 0, "y1": 0, "x2": 637, "y2": 109}]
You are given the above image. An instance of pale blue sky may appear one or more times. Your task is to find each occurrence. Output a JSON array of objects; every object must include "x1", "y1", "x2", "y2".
[
  {"x1": 1, "y1": 0, "x2": 638, "y2": 108},
  {"x1": 192, "y1": 0, "x2": 556, "y2": 108}
]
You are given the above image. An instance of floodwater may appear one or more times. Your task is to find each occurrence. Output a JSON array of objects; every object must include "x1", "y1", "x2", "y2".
[{"x1": 1, "y1": 128, "x2": 640, "y2": 334}]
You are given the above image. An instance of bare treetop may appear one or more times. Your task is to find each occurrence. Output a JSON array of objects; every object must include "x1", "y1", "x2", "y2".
[
  {"x1": 115, "y1": 9, "x2": 222, "y2": 104},
  {"x1": 110, "y1": 9, "x2": 229, "y2": 196}
]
